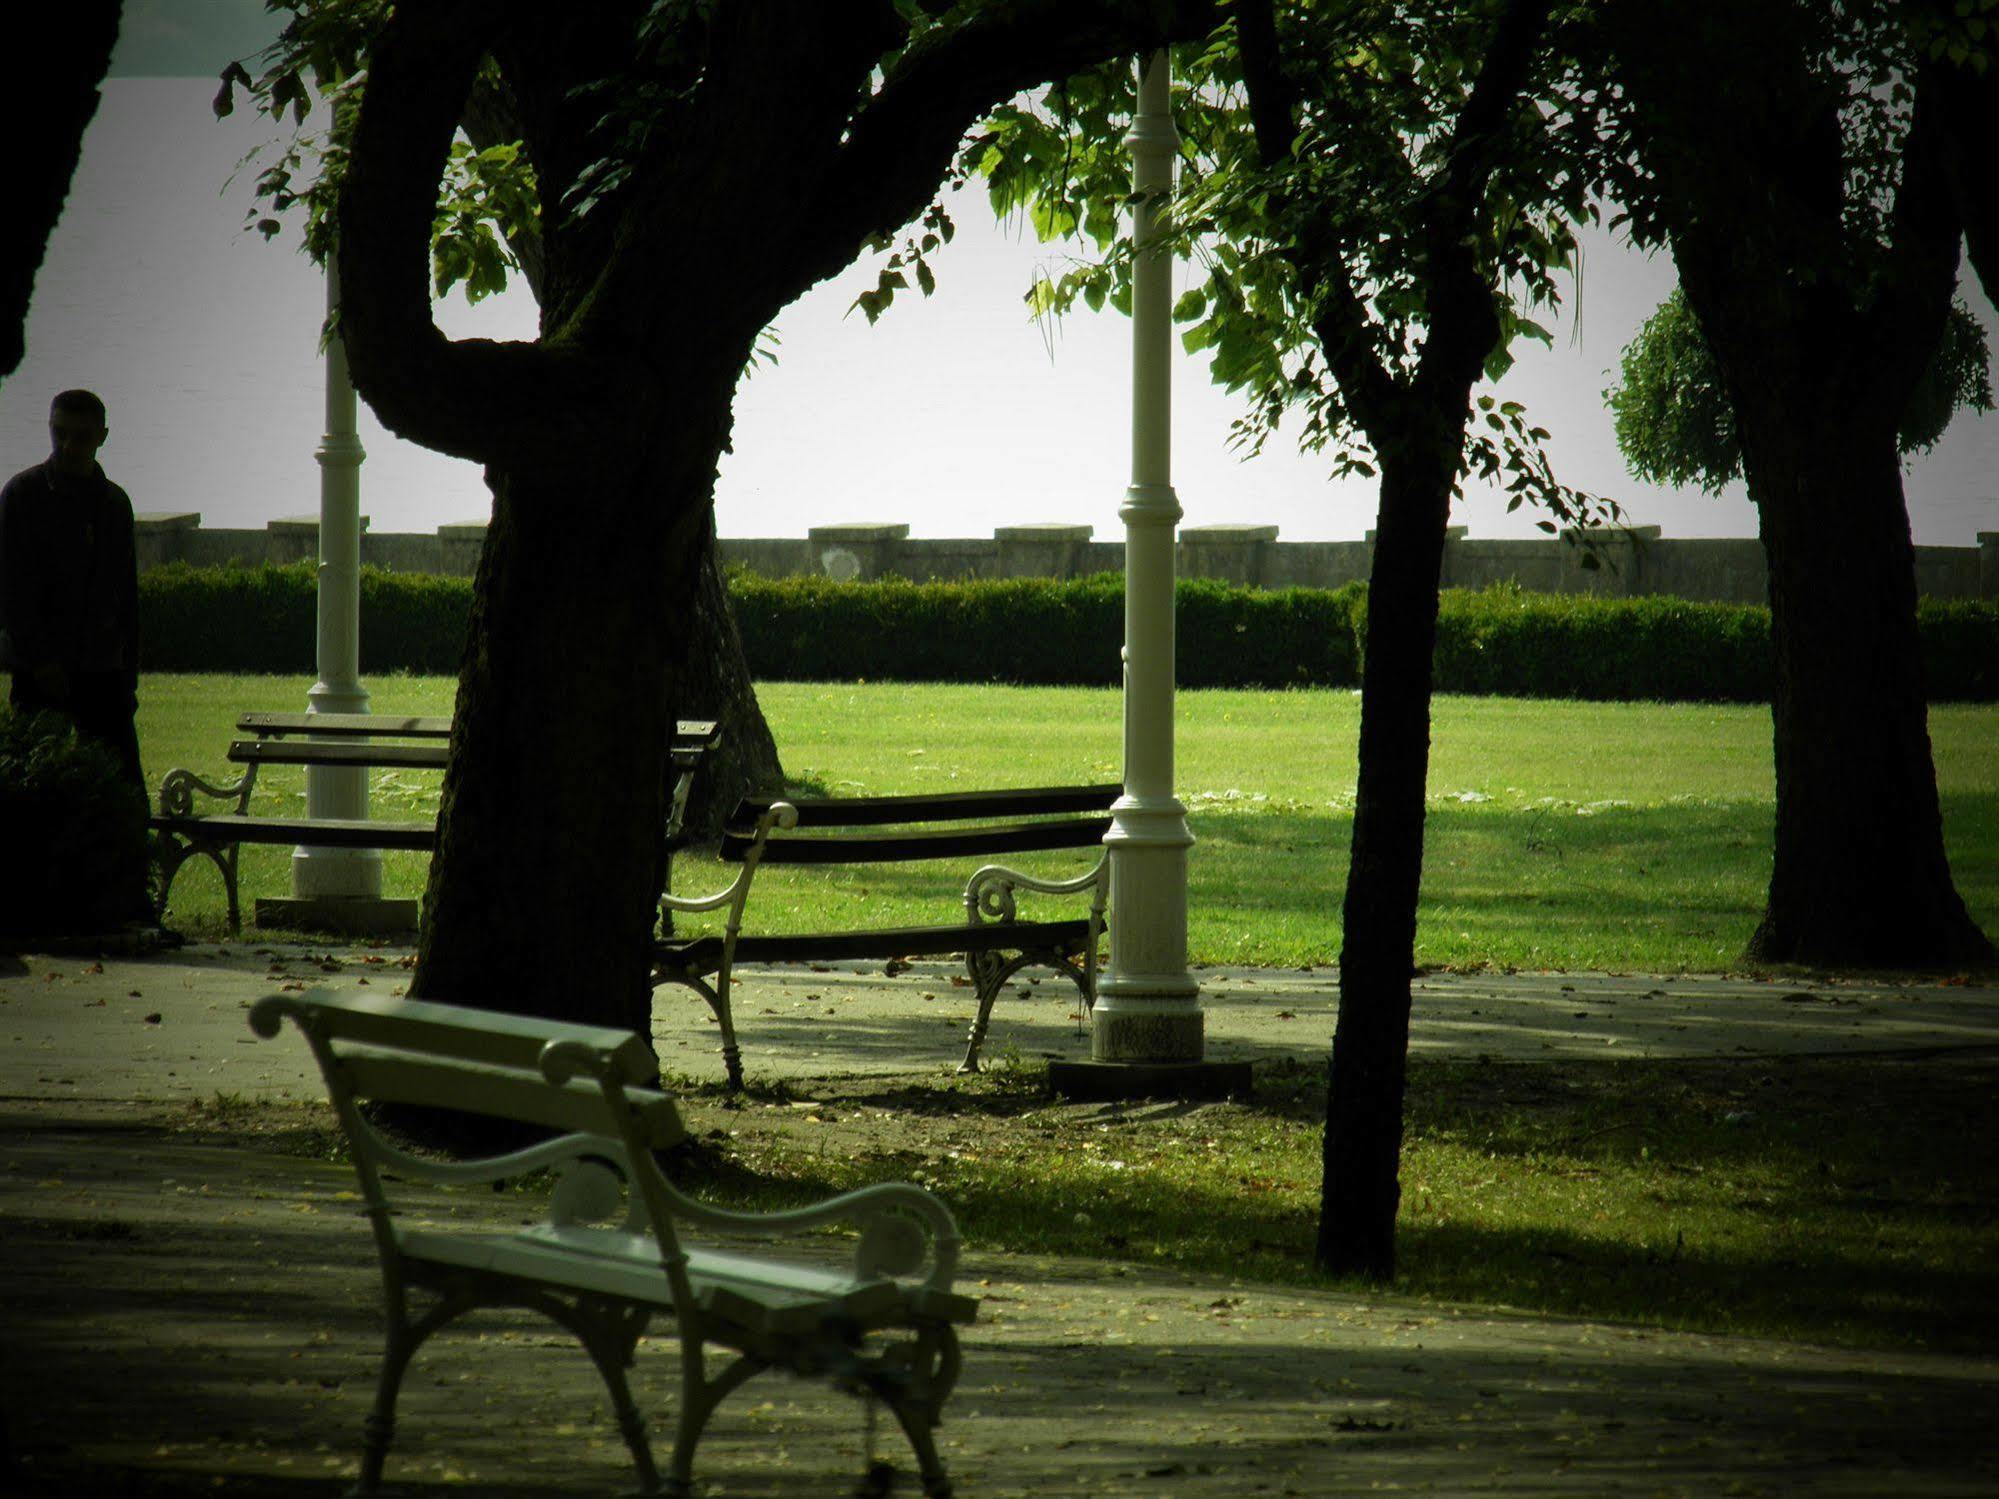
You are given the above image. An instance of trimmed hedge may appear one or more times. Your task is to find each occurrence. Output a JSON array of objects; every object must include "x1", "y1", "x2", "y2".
[
  {"x1": 134, "y1": 563, "x2": 1999, "y2": 702},
  {"x1": 1425, "y1": 588, "x2": 1776, "y2": 702},
  {"x1": 729, "y1": 572, "x2": 1364, "y2": 688},
  {"x1": 139, "y1": 562, "x2": 471, "y2": 675}
]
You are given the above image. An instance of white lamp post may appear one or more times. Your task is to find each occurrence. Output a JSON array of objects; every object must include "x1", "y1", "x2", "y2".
[
  {"x1": 1053, "y1": 51, "x2": 1247, "y2": 1100},
  {"x1": 292, "y1": 264, "x2": 379, "y2": 897},
  {"x1": 258, "y1": 263, "x2": 415, "y2": 933}
]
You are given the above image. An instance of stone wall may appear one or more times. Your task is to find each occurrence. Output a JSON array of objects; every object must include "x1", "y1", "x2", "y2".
[{"x1": 134, "y1": 512, "x2": 1999, "y2": 603}]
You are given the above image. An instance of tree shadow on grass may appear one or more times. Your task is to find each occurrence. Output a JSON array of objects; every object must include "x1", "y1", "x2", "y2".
[{"x1": 6, "y1": 1111, "x2": 1997, "y2": 1497}]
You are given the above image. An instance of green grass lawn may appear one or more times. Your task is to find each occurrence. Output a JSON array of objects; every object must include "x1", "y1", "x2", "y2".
[
  {"x1": 651, "y1": 1051, "x2": 1999, "y2": 1353},
  {"x1": 132, "y1": 675, "x2": 1999, "y2": 970}
]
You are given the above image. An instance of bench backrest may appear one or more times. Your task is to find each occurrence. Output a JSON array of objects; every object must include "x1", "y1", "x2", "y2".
[
  {"x1": 251, "y1": 989, "x2": 691, "y2": 1277},
  {"x1": 722, "y1": 783, "x2": 1120, "y2": 865}
]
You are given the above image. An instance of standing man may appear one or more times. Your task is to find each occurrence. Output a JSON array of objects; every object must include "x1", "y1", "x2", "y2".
[{"x1": 0, "y1": 388, "x2": 143, "y2": 794}]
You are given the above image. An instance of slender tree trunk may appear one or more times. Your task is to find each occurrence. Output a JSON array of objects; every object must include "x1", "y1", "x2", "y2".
[
  {"x1": 1745, "y1": 414, "x2": 1996, "y2": 967},
  {"x1": 1320, "y1": 436, "x2": 1457, "y2": 1280},
  {"x1": 411, "y1": 423, "x2": 726, "y2": 1033}
]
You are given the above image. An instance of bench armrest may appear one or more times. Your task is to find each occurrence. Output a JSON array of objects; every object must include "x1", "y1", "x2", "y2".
[
  {"x1": 661, "y1": 1179, "x2": 963, "y2": 1293},
  {"x1": 658, "y1": 801, "x2": 798, "y2": 917},
  {"x1": 964, "y1": 850, "x2": 1110, "y2": 923},
  {"x1": 157, "y1": 764, "x2": 254, "y2": 817}
]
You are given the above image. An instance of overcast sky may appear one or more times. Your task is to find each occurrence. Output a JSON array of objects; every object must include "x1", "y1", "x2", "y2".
[{"x1": 4, "y1": 0, "x2": 1991, "y2": 546}]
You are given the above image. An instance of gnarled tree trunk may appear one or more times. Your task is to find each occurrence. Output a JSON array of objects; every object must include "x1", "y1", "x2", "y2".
[
  {"x1": 414, "y1": 428, "x2": 724, "y2": 1032},
  {"x1": 334, "y1": 0, "x2": 1225, "y2": 1048}
]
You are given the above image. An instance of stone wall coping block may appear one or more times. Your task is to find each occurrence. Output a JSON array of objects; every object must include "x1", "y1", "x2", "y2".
[
  {"x1": 269, "y1": 514, "x2": 369, "y2": 533},
  {"x1": 1561, "y1": 524, "x2": 1661, "y2": 542},
  {"x1": 1181, "y1": 524, "x2": 1279, "y2": 543},
  {"x1": 808, "y1": 523, "x2": 909, "y2": 543},
  {"x1": 1366, "y1": 525, "x2": 1466, "y2": 541},
  {"x1": 437, "y1": 520, "x2": 490, "y2": 539},
  {"x1": 994, "y1": 523, "x2": 1093, "y2": 541},
  {"x1": 135, "y1": 511, "x2": 201, "y2": 530}
]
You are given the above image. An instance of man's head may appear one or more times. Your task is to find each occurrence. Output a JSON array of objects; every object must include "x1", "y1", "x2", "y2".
[{"x1": 48, "y1": 389, "x2": 108, "y2": 478}]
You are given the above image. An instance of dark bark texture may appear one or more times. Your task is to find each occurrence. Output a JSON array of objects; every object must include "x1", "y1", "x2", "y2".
[
  {"x1": 1, "y1": 1, "x2": 121, "y2": 382},
  {"x1": 1930, "y1": 33, "x2": 1999, "y2": 303},
  {"x1": 1605, "y1": 0, "x2": 1995, "y2": 969},
  {"x1": 333, "y1": 0, "x2": 1221, "y2": 1036},
  {"x1": 458, "y1": 64, "x2": 787, "y2": 841},
  {"x1": 1324, "y1": 438, "x2": 1459, "y2": 1279}
]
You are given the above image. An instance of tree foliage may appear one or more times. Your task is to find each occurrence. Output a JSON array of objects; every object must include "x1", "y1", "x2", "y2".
[
  {"x1": 1609, "y1": 287, "x2": 1994, "y2": 494},
  {"x1": 967, "y1": 0, "x2": 1620, "y2": 534},
  {"x1": 216, "y1": 0, "x2": 540, "y2": 307}
]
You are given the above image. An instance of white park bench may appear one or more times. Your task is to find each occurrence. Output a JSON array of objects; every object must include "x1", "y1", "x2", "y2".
[{"x1": 250, "y1": 988, "x2": 977, "y2": 1497}]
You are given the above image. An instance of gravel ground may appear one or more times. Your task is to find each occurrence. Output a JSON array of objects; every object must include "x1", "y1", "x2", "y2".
[{"x1": 3, "y1": 943, "x2": 1996, "y2": 1496}]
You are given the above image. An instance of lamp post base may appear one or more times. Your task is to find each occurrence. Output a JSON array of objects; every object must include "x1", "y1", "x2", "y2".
[
  {"x1": 255, "y1": 896, "x2": 419, "y2": 938},
  {"x1": 1048, "y1": 1057, "x2": 1253, "y2": 1103}
]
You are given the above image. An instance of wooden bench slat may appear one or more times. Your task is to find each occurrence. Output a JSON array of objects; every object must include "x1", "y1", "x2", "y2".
[
  {"x1": 259, "y1": 991, "x2": 659, "y2": 1078},
  {"x1": 736, "y1": 783, "x2": 1120, "y2": 828},
  {"x1": 236, "y1": 711, "x2": 454, "y2": 738},
  {"x1": 234, "y1": 713, "x2": 720, "y2": 746},
  {"x1": 152, "y1": 813, "x2": 437, "y2": 850},
  {"x1": 658, "y1": 917, "x2": 1092, "y2": 975},
  {"x1": 341, "y1": 1050, "x2": 685, "y2": 1146},
  {"x1": 229, "y1": 739, "x2": 452, "y2": 770},
  {"x1": 722, "y1": 816, "x2": 1113, "y2": 865}
]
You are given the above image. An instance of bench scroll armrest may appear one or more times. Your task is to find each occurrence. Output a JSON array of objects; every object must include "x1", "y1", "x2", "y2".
[
  {"x1": 964, "y1": 849, "x2": 1110, "y2": 925},
  {"x1": 157, "y1": 763, "x2": 254, "y2": 818},
  {"x1": 663, "y1": 1180, "x2": 963, "y2": 1294}
]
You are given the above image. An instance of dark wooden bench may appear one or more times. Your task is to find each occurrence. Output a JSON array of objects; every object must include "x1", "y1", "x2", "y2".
[
  {"x1": 151, "y1": 714, "x2": 718, "y2": 932},
  {"x1": 653, "y1": 784, "x2": 1120, "y2": 1088}
]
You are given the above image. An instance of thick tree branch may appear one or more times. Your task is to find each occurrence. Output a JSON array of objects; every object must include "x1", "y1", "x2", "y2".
[
  {"x1": 1234, "y1": 0, "x2": 1300, "y2": 165},
  {"x1": 1866, "y1": 72, "x2": 1963, "y2": 408},
  {"x1": 338, "y1": 0, "x2": 637, "y2": 471},
  {"x1": 1, "y1": 0, "x2": 120, "y2": 382},
  {"x1": 1929, "y1": 55, "x2": 1999, "y2": 309},
  {"x1": 1235, "y1": 0, "x2": 1400, "y2": 438},
  {"x1": 794, "y1": 0, "x2": 1222, "y2": 295}
]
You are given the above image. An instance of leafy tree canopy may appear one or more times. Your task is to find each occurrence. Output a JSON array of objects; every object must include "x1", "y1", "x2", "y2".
[
  {"x1": 961, "y1": 0, "x2": 1621, "y2": 534},
  {"x1": 1608, "y1": 287, "x2": 1994, "y2": 494}
]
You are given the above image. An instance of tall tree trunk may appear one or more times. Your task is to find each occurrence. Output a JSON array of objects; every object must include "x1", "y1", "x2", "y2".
[
  {"x1": 458, "y1": 79, "x2": 784, "y2": 831},
  {"x1": 1603, "y1": 0, "x2": 1992, "y2": 970},
  {"x1": 411, "y1": 423, "x2": 726, "y2": 1032},
  {"x1": 1745, "y1": 411, "x2": 1995, "y2": 967},
  {"x1": 1320, "y1": 437, "x2": 1457, "y2": 1280}
]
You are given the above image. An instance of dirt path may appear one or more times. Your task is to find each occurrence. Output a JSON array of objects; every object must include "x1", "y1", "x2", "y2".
[{"x1": 3, "y1": 1099, "x2": 1994, "y2": 1498}]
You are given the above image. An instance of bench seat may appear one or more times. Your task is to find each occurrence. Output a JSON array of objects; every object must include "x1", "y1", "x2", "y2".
[{"x1": 406, "y1": 1226, "x2": 978, "y2": 1337}]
